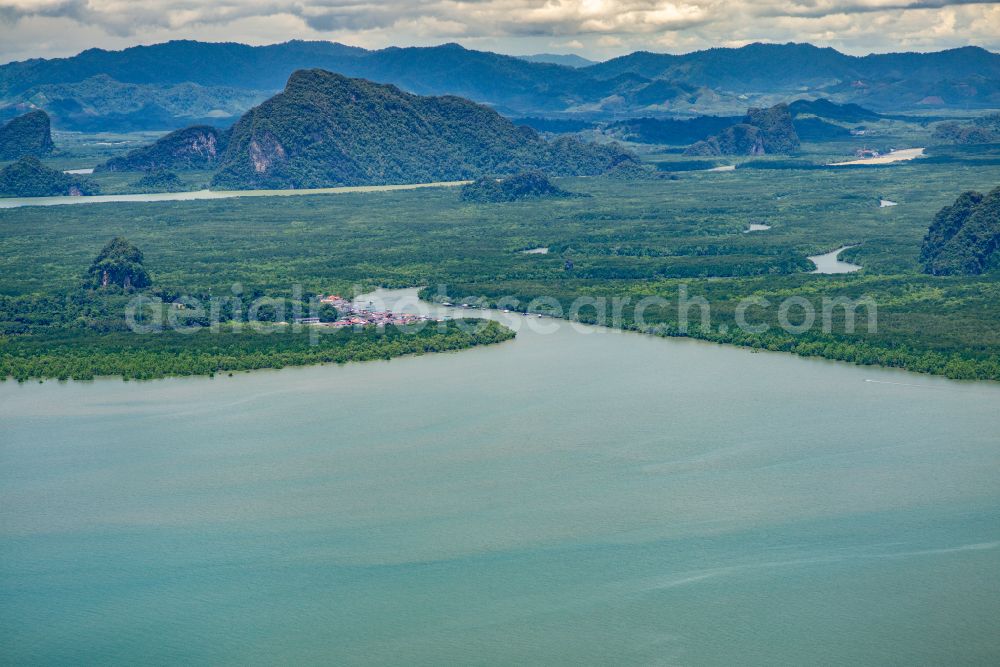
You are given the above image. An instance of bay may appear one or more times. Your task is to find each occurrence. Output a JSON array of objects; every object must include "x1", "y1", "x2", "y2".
[{"x1": 1, "y1": 290, "x2": 998, "y2": 665}]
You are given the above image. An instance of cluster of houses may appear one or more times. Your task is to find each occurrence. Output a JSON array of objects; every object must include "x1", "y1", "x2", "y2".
[{"x1": 295, "y1": 295, "x2": 437, "y2": 328}]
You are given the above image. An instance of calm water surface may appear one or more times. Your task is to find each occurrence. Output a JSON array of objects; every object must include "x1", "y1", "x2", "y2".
[
  {"x1": 809, "y1": 245, "x2": 862, "y2": 274},
  {"x1": 2, "y1": 290, "x2": 998, "y2": 665}
]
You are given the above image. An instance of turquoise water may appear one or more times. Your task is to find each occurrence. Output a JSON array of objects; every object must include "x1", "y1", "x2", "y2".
[{"x1": 2, "y1": 292, "x2": 999, "y2": 665}]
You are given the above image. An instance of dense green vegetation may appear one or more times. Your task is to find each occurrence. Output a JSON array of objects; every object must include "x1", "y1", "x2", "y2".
[
  {"x1": 0, "y1": 319, "x2": 514, "y2": 381},
  {"x1": 0, "y1": 110, "x2": 54, "y2": 159},
  {"x1": 98, "y1": 125, "x2": 228, "y2": 172},
  {"x1": 921, "y1": 187, "x2": 1000, "y2": 275},
  {"x1": 423, "y1": 275, "x2": 1000, "y2": 381},
  {"x1": 0, "y1": 156, "x2": 98, "y2": 197},
  {"x1": 512, "y1": 117, "x2": 597, "y2": 134},
  {"x1": 131, "y1": 169, "x2": 187, "y2": 192},
  {"x1": 87, "y1": 237, "x2": 151, "y2": 289},
  {"x1": 460, "y1": 172, "x2": 575, "y2": 203},
  {"x1": 686, "y1": 104, "x2": 800, "y2": 156},
  {"x1": 2, "y1": 125, "x2": 999, "y2": 382},
  {"x1": 211, "y1": 69, "x2": 633, "y2": 189}
]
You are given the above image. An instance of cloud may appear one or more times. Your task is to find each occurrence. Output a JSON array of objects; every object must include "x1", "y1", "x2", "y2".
[
  {"x1": 0, "y1": 0, "x2": 997, "y2": 62},
  {"x1": 753, "y1": 0, "x2": 1000, "y2": 18}
]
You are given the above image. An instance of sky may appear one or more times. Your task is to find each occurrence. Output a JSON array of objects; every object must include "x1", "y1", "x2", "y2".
[{"x1": 0, "y1": 0, "x2": 998, "y2": 64}]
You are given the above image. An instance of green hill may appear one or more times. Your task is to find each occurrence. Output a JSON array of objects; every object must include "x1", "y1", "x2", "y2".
[
  {"x1": 0, "y1": 110, "x2": 55, "y2": 160},
  {"x1": 921, "y1": 187, "x2": 1000, "y2": 275},
  {"x1": 0, "y1": 156, "x2": 98, "y2": 197},
  {"x1": 131, "y1": 169, "x2": 187, "y2": 192},
  {"x1": 97, "y1": 125, "x2": 228, "y2": 172},
  {"x1": 460, "y1": 172, "x2": 575, "y2": 203},
  {"x1": 211, "y1": 69, "x2": 633, "y2": 189}
]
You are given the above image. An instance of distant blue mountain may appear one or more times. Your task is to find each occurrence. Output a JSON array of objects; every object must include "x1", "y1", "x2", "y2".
[
  {"x1": 517, "y1": 53, "x2": 596, "y2": 68},
  {"x1": 1, "y1": 40, "x2": 997, "y2": 131}
]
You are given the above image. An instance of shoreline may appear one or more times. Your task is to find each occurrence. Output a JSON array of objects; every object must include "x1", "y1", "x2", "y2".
[
  {"x1": 4, "y1": 286, "x2": 998, "y2": 385},
  {"x1": 412, "y1": 289, "x2": 997, "y2": 385}
]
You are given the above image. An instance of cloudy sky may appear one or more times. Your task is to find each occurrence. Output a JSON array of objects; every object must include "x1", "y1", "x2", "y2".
[{"x1": 0, "y1": 0, "x2": 998, "y2": 64}]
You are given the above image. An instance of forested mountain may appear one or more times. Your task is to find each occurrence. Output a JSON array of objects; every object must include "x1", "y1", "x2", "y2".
[
  {"x1": 97, "y1": 125, "x2": 228, "y2": 172},
  {"x1": 921, "y1": 187, "x2": 1000, "y2": 276},
  {"x1": 1, "y1": 40, "x2": 997, "y2": 131},
  {"x1": 0, "y1": 110, "x2": 54, "y2": 159},
  {"x1": 585, "y1": 43, "x2": 1000, "y2": 109},
  {"x1": 211, "y1": 69, "x2": 633, "y2": 189},
  {"x1": 685, "y1": 104, "x2": 799, "y2": 156},
  {"x1": 0, "y1": 156, "x2": 98, "y2": 197}
]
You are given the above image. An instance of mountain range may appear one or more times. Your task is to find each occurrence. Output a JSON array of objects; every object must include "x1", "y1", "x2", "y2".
[
  {"x1": 1, "y1": 40, "x2": 998, "y2": 131},
  {"x1": 96, "y1": 69, "x2": 633, "y2": 189}
]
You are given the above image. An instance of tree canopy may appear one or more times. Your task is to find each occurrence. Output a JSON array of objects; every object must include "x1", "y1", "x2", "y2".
[
  {"x1": 0, "y1": 110, "x2": 54, "y2": 160},
  {"x1": 460, "y1": 171, "x2": 576, "y2": 203},
  {"x1": 0, "y1": 156, "x2": 97, "y2": 197},
  {"x1": 87, "y1": 237, "x2": 152, "y2": 289}
]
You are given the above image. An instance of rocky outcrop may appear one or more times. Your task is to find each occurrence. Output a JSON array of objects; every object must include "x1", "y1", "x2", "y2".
[
  {"x1": 97, "y1": 125, "x2": 228, "y2": 172},
  {"x1": 921, "y1": 187, "x2": 1000, "y2": 275},
  {"x1": 685, "y1": 103, "x2": 799, "y2": 156}
]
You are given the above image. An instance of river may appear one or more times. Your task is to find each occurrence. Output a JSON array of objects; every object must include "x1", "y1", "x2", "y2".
[
  {"x1": 1, "y1": 290, "x2": 998, "y2": 664},
  {"x1": 0, "y1": 181, "x2": 468, "y2": 209}
]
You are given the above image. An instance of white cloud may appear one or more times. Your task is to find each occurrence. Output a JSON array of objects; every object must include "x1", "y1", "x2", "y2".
[{"x1": 0, "y1": 0, "x2": 997, "y2": 63}]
